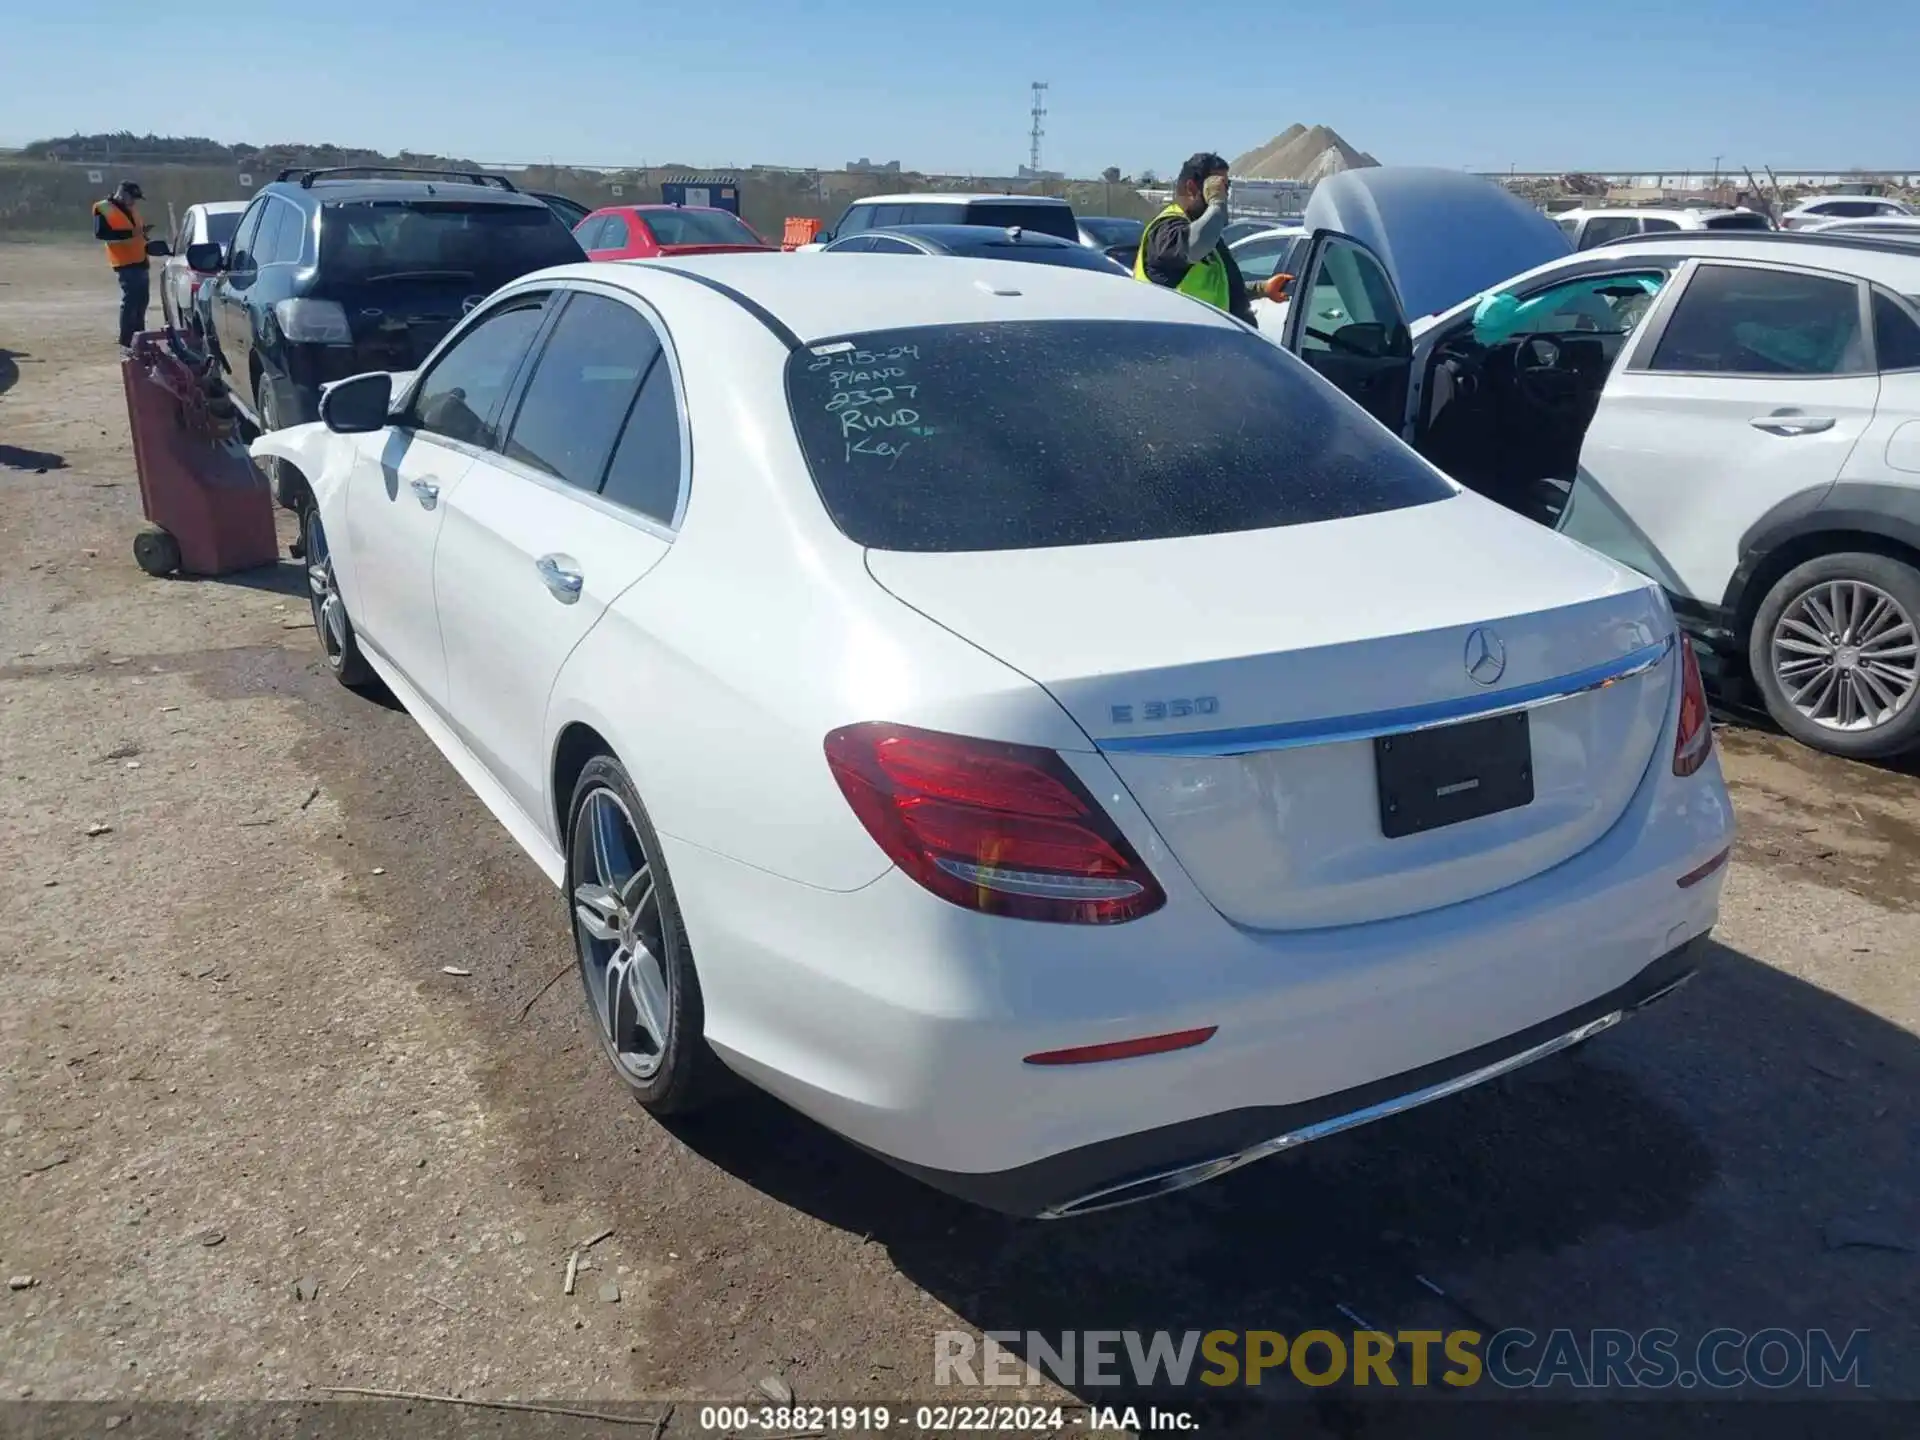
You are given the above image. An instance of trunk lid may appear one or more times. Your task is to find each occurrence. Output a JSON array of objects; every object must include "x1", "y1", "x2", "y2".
[{"x1": 865, "y1": 494, "x2": 1676, "y2": 931}]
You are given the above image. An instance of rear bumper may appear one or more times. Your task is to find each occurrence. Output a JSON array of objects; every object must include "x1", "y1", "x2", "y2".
[
  {"x1": 665, "y1": 723, "x2": 1732, "y2": 1213},
  {"x1": 882, "y1": 938, "x2": 1704, "y2": 1217}
]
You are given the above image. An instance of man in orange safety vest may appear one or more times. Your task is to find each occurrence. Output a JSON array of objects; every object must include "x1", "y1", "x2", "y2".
[{"x1": 93, "y1": 181, "x2": 155, "y2": 351}]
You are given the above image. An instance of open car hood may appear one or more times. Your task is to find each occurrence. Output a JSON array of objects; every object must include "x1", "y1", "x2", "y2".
[{"x1": 1305, "y1": 167, "x2": 1571, "y2": 321}]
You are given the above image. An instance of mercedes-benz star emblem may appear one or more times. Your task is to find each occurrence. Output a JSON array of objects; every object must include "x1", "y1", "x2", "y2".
[{"x1": 1464, "y1": 627, "x2": 1507, "y2": 687}]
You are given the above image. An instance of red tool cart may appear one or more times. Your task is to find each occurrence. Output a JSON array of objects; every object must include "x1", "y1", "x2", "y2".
[{"x1": 120, "y1": 332, "x2": 279, "y2": 577}]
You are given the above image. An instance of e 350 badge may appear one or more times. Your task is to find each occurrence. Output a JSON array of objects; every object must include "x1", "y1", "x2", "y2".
[{"x1": 1111, "y1": 696, "x2": 1220, "y2": 724}]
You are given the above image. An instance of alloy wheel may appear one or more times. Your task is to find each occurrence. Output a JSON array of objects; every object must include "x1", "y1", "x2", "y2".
[
  {"x1": 1770, "y1": 578, "x2": 1920, "y2": 732},
  {"x1": 571, "y1": 787, "x2": 672, "y2": 1082},
  {"x1": 304, "y1": 510, "x2": 348, "y2": 665}
]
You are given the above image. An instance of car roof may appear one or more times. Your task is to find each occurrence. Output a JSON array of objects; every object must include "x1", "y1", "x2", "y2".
[
  {"x1": 1593, "y1": 229, "x2": 1920, "y2": 280},
  {"x1": 524, "y1": 254, "x2": 1235, "y2": 344},
  {"x1": 1558, "y1": 206, "x2": 1744, "y2": 218},
  {"x1": 848, "y1": 192, "x2": 1073, "y2": 208},
  {"x1": 870, "y1": 224, "x2": 1080, "y2": 251},
  {"x1": 193, "y1": 200, "x2": 251, "y2": 214},
  {"x1": 264, "y1": 177, "x2": 550, "y2": 208}
]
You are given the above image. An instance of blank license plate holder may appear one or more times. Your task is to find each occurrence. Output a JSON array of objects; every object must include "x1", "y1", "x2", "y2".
[{"x1": 1375, "y1": 711, "x2": 1534, "y2": 839}]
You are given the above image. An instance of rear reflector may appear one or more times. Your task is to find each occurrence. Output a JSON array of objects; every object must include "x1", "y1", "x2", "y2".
[
  {"x1": 1673, "y1": 639, "x2": 1713, "y2": 777},
  {"x1": 823, "y1": 721, "x2": 1166, "y2": 924},
  {"x1": 1676, "y1": 847, "x2": 1731, "y2": 889},
  {"x1": 1025, "y1": 1027, "x2": 1217, "y2": 1066}
]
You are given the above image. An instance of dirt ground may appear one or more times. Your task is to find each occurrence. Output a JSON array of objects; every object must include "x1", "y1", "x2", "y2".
[{"x1": 2, "y1": 240, "x2": 1916, "y2": 1435}]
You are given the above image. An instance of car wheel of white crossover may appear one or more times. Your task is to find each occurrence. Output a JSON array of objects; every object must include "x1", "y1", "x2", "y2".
[
  {"x1": 1749, "y1": 550, "x2": 1920, "y2": 760},
  {"x1": 565, "y1": 755, "x2": 729, "y2": 1115},
  {"x1": 301, "y1": 503, "x2": 373, "y2": 689}
]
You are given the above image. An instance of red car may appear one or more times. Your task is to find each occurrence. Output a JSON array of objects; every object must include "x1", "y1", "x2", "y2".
[{"x1": 574, "y1": 204, "x2": 774, "y2": 260}]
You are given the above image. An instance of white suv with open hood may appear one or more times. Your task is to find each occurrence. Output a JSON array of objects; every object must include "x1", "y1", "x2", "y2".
[{"x1": 1274, "y1": 171, "x2": 1920, "y2": 760}]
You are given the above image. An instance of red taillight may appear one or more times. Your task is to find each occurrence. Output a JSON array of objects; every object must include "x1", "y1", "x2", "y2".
[
  {"x1": 1673, "y1": 639, "x2": 1713, "y2": 777},
  {"x1": 823, "y1": 722, "x2": 1166, "y2": 924}
]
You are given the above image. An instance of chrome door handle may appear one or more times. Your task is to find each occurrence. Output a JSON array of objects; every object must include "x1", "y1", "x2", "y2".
[
  {"x1": 409, "y1": 478, "x2": 440, "y2": 508},
  {"x1": 1750, "y1": 414, "x2": 1836, "y2": 436},
  {"x1": 536, "y1": 554, "x2": 584, "y2": 603}
]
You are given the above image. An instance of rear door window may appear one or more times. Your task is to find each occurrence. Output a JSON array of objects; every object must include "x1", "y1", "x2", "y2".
[
  {"x1": 1648, "y1": 264, "x2": 1868, "y2": 375},
  {"x1": 1873, "y1": 290, "x2": 1920, "y2": 372},
  {"x1": 502, "y1": 292, "x2": 659, "y2": 491},
  {"x1": 252, "y1": 200, "x2": 292, "y2": 267},
  {"x1": 599, "y1": 347, "x2": 685, "y2": 525},
  {"x1": 784, "y1": 320, "x2": 1452, "y2": 552},
  {"x1": 1640, "y1": 217, "x2": 1681, "y2": 233}
]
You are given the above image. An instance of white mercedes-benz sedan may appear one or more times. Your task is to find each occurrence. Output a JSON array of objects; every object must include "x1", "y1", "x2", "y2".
[{"x1": 253, "y1": 255, "x2": 1735, "y2": 1219}]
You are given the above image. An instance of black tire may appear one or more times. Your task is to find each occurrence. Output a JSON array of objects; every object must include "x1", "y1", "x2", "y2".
[
  {"x1": 565, "y1": 755, "x2": 728, "y2": 1115},
  {"x1": 132, "y1": 527, "x2": 181, "y2": 577},
  {"x1": 1748, "y1": 550, "x2": 1920, "y2": 761},
  {"x1": 301, "y1": 502, "x2": 374, "y2": 689}
]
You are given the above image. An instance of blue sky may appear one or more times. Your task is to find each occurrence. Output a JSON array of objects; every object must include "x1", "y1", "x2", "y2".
[{"x1": 4, "y1": 0, "x2": 1915, "y2": 176}]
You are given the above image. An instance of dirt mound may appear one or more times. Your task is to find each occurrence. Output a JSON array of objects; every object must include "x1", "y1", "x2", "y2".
[{"x1": 1230, "y1": 124, "x2": 1378, "y2": 181}]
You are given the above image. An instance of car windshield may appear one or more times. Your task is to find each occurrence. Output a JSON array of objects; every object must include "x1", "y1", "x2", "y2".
[
  {"x1": 785, "y1": 320, "x2": 1452, "y2": 552},
  {"x1": 642, "y1": 209, "x2": 762, "y2": 247},
  {"x1": 1079, "y1": 217, "x2": 1143, "y2": 246},
  {"x1": 320, "y1": 201, "x2": 583, "y2": 284},
  {"x1": 204, "y1": 210, "x2": 243, "y2": 246}
]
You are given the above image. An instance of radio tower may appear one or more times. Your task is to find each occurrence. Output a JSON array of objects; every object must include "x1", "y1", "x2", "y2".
[{"x1": 1028, "y1": 82, "x2": 1049, "y2": 175}]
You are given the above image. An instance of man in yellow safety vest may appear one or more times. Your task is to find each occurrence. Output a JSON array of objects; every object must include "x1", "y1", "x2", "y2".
[
  {"x1": 1135, "y1": 152, "x2": 1268, "y2": 324},
  {"x1": 93, "y1": 181, "x2": 156, "y2": 351}
]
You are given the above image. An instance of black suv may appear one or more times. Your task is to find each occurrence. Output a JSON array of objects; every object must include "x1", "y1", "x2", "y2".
[{"x1": 192, "y1": 167, "x2": 584, "y2": 507}]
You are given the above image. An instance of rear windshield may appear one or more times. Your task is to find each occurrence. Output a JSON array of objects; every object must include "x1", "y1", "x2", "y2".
[
  {"x1": 641, "y1": 208, "x2": 763, "y2": 247},
  {"x1": 786, "y1": 321, "x2": 1453, "y2": 552},
  {"x1": 1704, "y1": 212, "x2": 1772, "y2": 230},
  {"x1": 204, "y1": 210, "x2": 242, "y2": 246},
  {"x1": 319, "y1": 201, "x2": 584, "y2": 286},
  {"x1": 962, "y1": 202, "x2": 1077, "y2": 240},
  {"x1": 1077, "y1": 217, "x2": 1143, "y2": 246}
]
